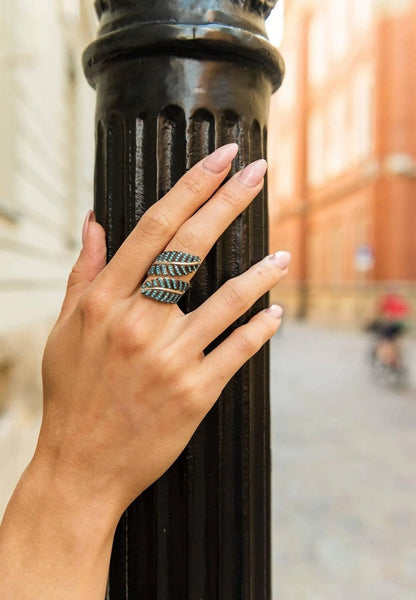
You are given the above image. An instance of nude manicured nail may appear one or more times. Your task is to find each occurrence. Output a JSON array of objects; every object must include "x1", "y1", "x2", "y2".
[
  {"x1": 268, "y1": 251, "x2": 291, "y2": 270},
  {"x1": 238, "y1": 159, "x2": 268, "y2": 187},
  {"x1": 202, "y1": 143, "x2": 239, "y2": 173},
  {"x1": 266, "y1": 304, "x2": 283, "y2": 319},
  {"x1": 82, "y1": 210, "x2": 95, "y2": 245}
]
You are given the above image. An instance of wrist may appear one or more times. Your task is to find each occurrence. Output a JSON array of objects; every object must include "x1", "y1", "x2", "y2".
[
  {"x1": 21, "y1": 451, "x2": 122, "y2": 538},
  {"x1": 0, "y1": 457, "x2": 119, "y2": 600}
]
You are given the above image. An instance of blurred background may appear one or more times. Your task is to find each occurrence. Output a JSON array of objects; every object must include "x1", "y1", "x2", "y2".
[
  {"x1": 268, "y1": 0, "x2": 416, "y2": 325},
  {"x1": 0, "y1": 0, "x2": 95, "y2": 516},
  {"x1": 268, "y1": 1, "x2": 416, "y2": 598},
  {"x1": 1, "y1": 0, "x2": 415, "y2": 598}
]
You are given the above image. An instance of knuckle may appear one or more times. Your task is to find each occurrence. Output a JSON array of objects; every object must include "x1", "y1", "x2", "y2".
[
  {"x1": 159, "y1": 344, "x2": 183, "y2": 379},
  {"x1": 175, "y1": 225, "x2": 201, "y2": 253},
  {"x1": 233, "y1": 329, "x2": 257, "y2": 354},
  {"x1": 221, "y1": 281, "x2": 247, "y2": 311},
  {"x1": 156, "y1": 345, "x2": 200, "y2": 410},
  {"x1": 66, "y1": 266, "x2": 83, "y2": 291},
  {"x1": 218, "y1": 187, "x2": 240, "y2": 209},
  {"x1": 138, "y1": 208, "x2": 171, "y2": 239},
  {"x1": 175, "y1": 376, "x2": 200, "y2": 415},
  {"x1": 110, "y1": 315, "x2": 143, "y2": 353},
  {"x1": 78, "y1": 290, "x2": 108, "y2": 323},
  {"x1": 181, "y1": 172, "x2": 203, "y2": 196},
  {"x1": 176, "y1": 374, "x2": 196, "y2": 400},
  {"x1": 146, "y1": 344, "x2": 173, "y2": 380}
]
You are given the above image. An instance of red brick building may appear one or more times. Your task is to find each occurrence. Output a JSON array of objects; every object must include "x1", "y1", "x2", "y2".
[{"x1": 268, "y1": 0, "x2": 416, "y2": 325}]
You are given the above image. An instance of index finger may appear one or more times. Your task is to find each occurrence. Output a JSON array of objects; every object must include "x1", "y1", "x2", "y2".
[{"x1": 98, "y1": 143, "x2": 239, "y2": 298}]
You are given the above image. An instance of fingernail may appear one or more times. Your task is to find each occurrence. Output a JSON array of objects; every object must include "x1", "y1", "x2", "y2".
[
  {"x1": 268, "y1": 251, "x2": 291, "y2": 270},
  {"x1": 202, "y1": 143, "x2": 239, "y2": 173},
  {"x1": 238, "y1": 159, "x2": 268, "y2": 187},
  {"x1": 82, "y1": 210, "x2": 95, "y2": 245},
  {"x1": 265, "y1": 304, "x2": 283, "y2": 319}
]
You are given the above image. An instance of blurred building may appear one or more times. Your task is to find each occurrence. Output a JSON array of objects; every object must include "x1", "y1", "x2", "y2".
[
  {"x1": 0, "y1": 0, "x2": 97, "y2": 510},
  {"x1": 268, "y1": 0, "x2": 416, "y2": 326}
]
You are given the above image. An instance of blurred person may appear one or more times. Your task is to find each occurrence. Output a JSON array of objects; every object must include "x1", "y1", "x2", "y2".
[
  {"x1": 0, "y1": 145, "x2": 291, "y2": 599},
  {"x1": 370, "y1": 285, "x2": 410, "y2": 371}
]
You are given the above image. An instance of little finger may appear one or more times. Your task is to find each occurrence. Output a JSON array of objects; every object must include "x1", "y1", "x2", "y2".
[{"x1": 201, "y1": 305, "x2": 283, "y2": 395}]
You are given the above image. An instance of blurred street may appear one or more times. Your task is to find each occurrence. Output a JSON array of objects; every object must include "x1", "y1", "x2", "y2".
[{"x1": 271, "y1": 322, "x2": 416, "y2": 600}]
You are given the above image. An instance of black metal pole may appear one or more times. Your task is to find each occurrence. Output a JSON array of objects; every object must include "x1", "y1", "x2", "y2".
[{"x1": 83, "y1": 2, "x2": 283, "y2": 598}]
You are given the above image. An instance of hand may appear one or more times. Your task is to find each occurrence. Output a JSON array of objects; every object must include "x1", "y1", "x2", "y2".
[
  {"x1": 0, "y1": 143, "x2": 291, "y2": 600},
  {"x1": 38, "y1": 142, "x2": 290, "y2": 513}
]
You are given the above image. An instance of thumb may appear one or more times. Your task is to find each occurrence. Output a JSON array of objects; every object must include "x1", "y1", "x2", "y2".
[{"x1": 59, "y1": 211, "x2": 107, "y2": 320}]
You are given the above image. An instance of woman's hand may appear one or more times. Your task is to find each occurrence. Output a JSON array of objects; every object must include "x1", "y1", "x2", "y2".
[
  {"x1": 0, "y1": 143, "x2": 290, "y2": 600},
  {"x1": 38, "y1": 142, "x2": 290, "y2": 513}
]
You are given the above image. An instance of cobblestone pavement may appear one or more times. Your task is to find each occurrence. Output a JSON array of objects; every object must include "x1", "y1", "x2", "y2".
[{"x1": 271, "y1": 322, "x2": 416, "y2": 600}]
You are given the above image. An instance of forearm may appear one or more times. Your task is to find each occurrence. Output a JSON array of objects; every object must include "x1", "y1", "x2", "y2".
[{"x1": 0, "y1": 458, "x2": 118, "y2": 600}]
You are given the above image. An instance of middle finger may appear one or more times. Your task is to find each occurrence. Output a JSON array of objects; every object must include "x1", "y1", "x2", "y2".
[{"x1": 139, "y1": 159, "x2": 268, "y2": 298}]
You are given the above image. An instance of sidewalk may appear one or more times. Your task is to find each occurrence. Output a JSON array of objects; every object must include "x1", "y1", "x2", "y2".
[{"x1": 271, "y1": 321, "x2": 416, "y2": 600}]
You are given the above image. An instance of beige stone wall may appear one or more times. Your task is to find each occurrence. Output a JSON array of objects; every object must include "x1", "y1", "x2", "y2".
[
  {"x1": 0, "y1": 320, "x2": 51, "y2": 516},
  {"x1": 0, "y1": 0, "x2": 96, "y2": 332},
  {"x1": 0, "y1": 0, "x2": 97, "y2": 515}
]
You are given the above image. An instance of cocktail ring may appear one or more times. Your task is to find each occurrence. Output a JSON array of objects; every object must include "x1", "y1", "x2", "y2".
[
  {"x1": 146, "y1": 251, "x2": 201, "y2": 277},
  {"x1": 141, "y1": 277, "x2": 190, "y2": 304},
  {"x1": 141, "y1": 251, "x2": 201, "y2": 304}
]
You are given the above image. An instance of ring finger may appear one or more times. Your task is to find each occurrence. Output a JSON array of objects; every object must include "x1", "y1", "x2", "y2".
[{"x1": 183, "y1": 250, "x2": 291, "y2": 352}]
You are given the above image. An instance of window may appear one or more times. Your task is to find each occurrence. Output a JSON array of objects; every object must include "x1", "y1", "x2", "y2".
[
  {"x1": 308, "y1": 231, "x2": 324, "y2": 283},
  {"x1": 308, "y1": 12, "x2": 327, "y2": 86},
  {"x1": 326, "y1": 91, "x2": 349, "y2": 176},
  {"x1": 351, "y1": 65, "x2": 374, "y2": 161},
  {"x1": 352, "y1": 0, "x2": 373, "y2": 33},
  {"x1": 308, "y1": 110, "x2": 325, "y2": 186},
  {"x1": 279, "y1": 54, "x2": 296, "y2": 110},
  {"x1": 328, "y1": 0, "x2": 349, "y2": 61},
  {"x1": 278, "y1": 137, "x2": 295, "y2": 199}
]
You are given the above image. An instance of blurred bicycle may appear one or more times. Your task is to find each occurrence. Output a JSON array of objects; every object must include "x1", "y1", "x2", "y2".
[{"x1": 366, "y1": 287, "x2": 411, "y2": 389}]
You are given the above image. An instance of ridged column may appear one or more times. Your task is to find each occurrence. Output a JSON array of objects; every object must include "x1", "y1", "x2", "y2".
[{"x1": 83, "y1": 2, "x2": 284, "y2": 598}]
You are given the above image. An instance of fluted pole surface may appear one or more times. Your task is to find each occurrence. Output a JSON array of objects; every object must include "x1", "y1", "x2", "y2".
[{"x1": 83, "y1": 2, "x2": 284, "y2": 597}]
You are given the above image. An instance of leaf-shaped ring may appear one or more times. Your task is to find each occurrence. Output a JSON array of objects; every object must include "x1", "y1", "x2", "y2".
[
  {"x1": 146, "y1": 251, "x2": 201, "y2": 278},
  {"x1": 141, "y1": 277, "x2": 190, "y2": 304}
]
